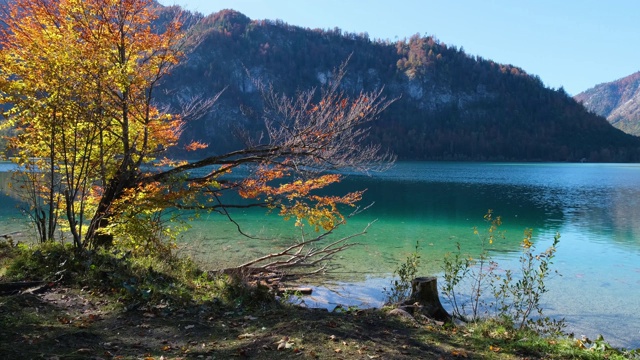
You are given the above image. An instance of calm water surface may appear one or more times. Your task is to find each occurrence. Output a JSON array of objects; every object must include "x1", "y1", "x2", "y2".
[
  {"x1": 188, "y1": 162, "x2": 640, "y2": 349},
  {"x1": 1, "y1": 162, "x2": 639, "y2": 348}
]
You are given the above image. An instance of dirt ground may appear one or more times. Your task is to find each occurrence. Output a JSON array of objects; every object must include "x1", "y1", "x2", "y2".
[{"x1": 0, "y1": 285, "x2": 477, "y2": 360}]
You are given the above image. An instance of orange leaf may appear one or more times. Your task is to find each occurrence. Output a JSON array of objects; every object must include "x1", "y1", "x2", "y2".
[
  {"x1": 451, "y1": 349, "x2": 468, "y2": 357},
  {"x1": 185, "y1": 140, "x2": 208, "y2": 151}
]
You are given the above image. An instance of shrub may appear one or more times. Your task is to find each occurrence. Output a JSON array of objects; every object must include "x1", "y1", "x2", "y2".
[
  {"x1": 384, "y1": 241, "x2": 420, "y2": 305},
  {"x1": 441, "y1": 211, "x2": 564, "y2": 334},
  {"x1": 441, "y1": 210, "x2": 502, "y2": 321}
]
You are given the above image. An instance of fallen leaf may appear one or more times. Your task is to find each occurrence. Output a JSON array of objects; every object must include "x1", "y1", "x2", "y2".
[
  {"x1": 334, "y1": 348, "x2": 342, "y2": 353},
  {"x1": 489, "y1": 345, "x2": 501, "y2": 352},
  {"x1": 184, "y1": 325, "x2": 195, "y2": 330},
  {"x1": 451, "y1": 349, "x2": 468, "y2": 357},
  {"x1": 237, "y1": 333, "x2": 254, "y2": 340},
  {"x1": 57, "y1": 317, "x2": 72, "y2": 324}
]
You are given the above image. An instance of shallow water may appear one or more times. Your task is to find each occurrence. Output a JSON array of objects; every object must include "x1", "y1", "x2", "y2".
[
  {"x1": 1, "y1": 162, "x2": 639, "y2": 348},
  {"x1": 184, "y1": 162, "x2": 640, "y2": 348}
]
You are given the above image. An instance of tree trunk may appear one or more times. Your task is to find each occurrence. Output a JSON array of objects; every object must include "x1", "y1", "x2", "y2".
[
  {"x1": 85, "y1": 155, "x2": 136, "y2": 248},
  {"x1": 410, "y1": 276, "x2": 451, "y2": 322}
]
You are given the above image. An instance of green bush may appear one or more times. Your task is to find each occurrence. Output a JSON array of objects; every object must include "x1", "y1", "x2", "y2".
[
  {"x1": 491, "y1": 230, "x2": 564, "y2": 334},
  {"x1": 441, "y1": 210, "x2": 502, "y2": 321},
  {"x1": 5, "y1": 242, "x2": 76, "y2": 281},
  {"x1": 384, "y1": 241, "x2": 420, "y2": 305},
  {"x1": 441, "y1": 211, "x2": 564, "y2": 335}
]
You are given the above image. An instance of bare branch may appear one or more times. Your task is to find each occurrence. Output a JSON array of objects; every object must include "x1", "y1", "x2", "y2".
[
  {"x1": 148, "y1": 58, "x2": 397, "y2": 186},
  {"x1": 212, "y1": 193, "x2": 268, "y2": 240},
  {"x1": 226, "y1": 204, "x2": 376, "y2": 275},
  {"x1": 258, "y1": 61, "x2": 397, "y2": 174},
  {"x1": 176, "y1": 89, "x2": 224, "y2": 122}
]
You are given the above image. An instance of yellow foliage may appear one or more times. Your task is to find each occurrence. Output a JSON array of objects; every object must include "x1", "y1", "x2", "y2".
[
  {"x1": 522, "y1": 228, "x2": 534, "y2": 249},
  {"x1": 0, "y1": 0, "x2": 185, "y2": 248}
]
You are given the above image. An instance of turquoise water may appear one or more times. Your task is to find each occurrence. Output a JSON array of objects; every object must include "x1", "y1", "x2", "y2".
[
  {"x1": 0, "y1": 163, "x2": 29, "y2": 237},
  {"x1": 1, "y1": 162, "x2": 639, "y2": 348},
  {"x1": 185, "y1": 162, "x2": 640, "y2": 349}
]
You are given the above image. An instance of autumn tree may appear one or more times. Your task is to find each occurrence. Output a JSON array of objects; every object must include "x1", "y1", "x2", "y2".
[
  {"x1": 0, "y1": 0, "x2": 185, "y2": 249},
  {"x1": 0, "y1": 0, "x2": 393, "y2": 262}
]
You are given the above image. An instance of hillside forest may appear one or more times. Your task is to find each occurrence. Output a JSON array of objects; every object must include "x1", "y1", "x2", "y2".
[{"x1": 154, "y1": 8, "x2": 640, "y2": 162}]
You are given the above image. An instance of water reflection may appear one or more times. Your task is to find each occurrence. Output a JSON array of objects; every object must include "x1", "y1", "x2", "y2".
[{"x1": 361, "y1": 162, "x2": 640, "y2": 251}]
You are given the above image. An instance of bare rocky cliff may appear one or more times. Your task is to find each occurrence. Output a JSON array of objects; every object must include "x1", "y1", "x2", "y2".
[{"x1": 574, "y1": 72, "x2": 640, "y2": 136}]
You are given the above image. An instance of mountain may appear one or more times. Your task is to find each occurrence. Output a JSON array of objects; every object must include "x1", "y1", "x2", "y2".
[
  {"x1": 156, "y1": 8, "x2": 640, "y2": 162},
  {"x1": 574, "y1": 72, "x2": 640, "y2": 137}
]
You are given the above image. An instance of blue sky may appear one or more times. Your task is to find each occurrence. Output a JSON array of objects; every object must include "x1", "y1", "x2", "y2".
[{"x1": 158, "y1": 0, "x2": 640, "y2": 95}]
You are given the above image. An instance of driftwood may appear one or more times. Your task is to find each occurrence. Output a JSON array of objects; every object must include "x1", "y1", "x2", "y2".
[
  {"x1": 219, "y1": 204, "x2": 376, "y2": 276},
  {"x1": 0, "y1": 281, "x2": 49, "y2": 296},
  {"x1": 277, "y1": 287, "x2": 313, "y2": 295},
  {"x1": 0, "y1": 273, "x2": 63, "y2": 296},
  {"x1": 231, "y1": 220, "x2": 375, "y2": 275},
  {"x1": 207, "y1": 205, "x2": 376, "y2": 298},
  {"x1": 406, "y1": 276, "x2": 451, "y2": 322}
]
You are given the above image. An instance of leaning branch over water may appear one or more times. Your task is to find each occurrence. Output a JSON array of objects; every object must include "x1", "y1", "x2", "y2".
[{"x1": 219, "y1": 204, "x2": 375, "y2": 276}]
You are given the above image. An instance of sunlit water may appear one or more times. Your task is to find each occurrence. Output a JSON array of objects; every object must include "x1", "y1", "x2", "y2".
[{"x1": 1, "y1": 162, "x2": 639, "y2": 348}]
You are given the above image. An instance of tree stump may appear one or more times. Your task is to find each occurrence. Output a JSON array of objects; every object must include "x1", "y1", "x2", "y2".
[{"x1": 409, "y1": 276, "x2": 451, "y2": 322}]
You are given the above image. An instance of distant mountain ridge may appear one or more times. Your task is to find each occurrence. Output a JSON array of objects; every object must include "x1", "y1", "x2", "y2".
[
  {"x1": 109, "y1": 7, "x2": 640, "y2": 161},
  {"x1": 574, "y1": 72, "x2": 640, "y2": 136}
]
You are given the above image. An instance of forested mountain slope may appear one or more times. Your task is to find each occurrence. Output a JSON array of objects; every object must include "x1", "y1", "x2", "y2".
[
  {"x1": 575, "y1": 72, "x2": 640, "y2": 137},
  {"x1": 156, "y1": 8, "x2": 640, "y2": 161}
]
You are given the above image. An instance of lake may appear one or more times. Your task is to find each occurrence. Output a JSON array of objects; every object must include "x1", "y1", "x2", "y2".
[{"x1": 1, "y1": 162, "x2": 639, "y2": 348}]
